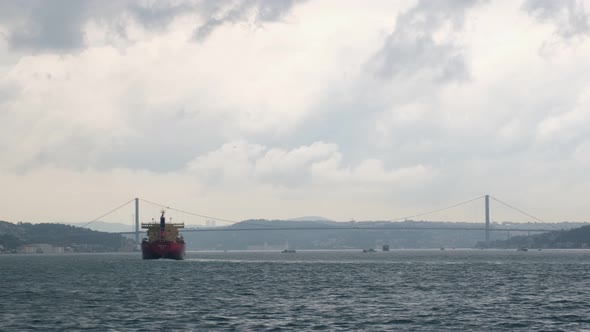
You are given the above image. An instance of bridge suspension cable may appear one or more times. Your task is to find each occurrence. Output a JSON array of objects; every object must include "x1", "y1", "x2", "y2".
[
  {"x1": 138, "y1": 198, "x2": 237, "y2": 224},
  {"x1": 489, "y1": 196, "x2": 546, "y2": 223},
  {"x1": 81, "y1": 194, "x2": 552, "y2": 233},
  {"x1": 81, "y1": 198, "x2": 136, "y2": 228},
  {"x1": 390, "y1": 195, "x2": 485, "y2": 222}
]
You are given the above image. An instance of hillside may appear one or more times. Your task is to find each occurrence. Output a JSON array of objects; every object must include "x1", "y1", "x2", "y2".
[
  {"x1": 0, "y1": 221, "x2": 133, "y2": 252},
  {"x1": 488, "y1": 225, "x2": 590, "y2": 249}
]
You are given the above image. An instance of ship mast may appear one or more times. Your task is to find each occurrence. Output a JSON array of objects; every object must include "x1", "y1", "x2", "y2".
[{"x1": 159, "y1": 210, "x2": 166, "y2": 239}]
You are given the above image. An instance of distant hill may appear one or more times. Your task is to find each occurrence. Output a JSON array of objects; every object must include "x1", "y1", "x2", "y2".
[
  {"x1": 68, "y1": 221, "x2": 134, "y2": 233},
  {"x1": 287, "y1": 216, "x2": 334, "y2": 222},
  {"x1": 488, "y1": 224, "x2": 590, "y2": 249},
  {"x1": 0, "y1": 220, "x2": 133, "y2": 252},
  {"x1": 181, "y1": 219, "x2": 589, "y2": 250}
]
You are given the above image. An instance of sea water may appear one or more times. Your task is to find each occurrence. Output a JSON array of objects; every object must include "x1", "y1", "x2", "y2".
[{"x1": 1, "y1": 250, "x2": 590, "y2": 331}]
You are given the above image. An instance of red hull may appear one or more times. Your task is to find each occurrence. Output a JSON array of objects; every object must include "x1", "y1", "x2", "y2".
[{"x1": 141, "y1": 241, "x2": 185, "y2": 260}]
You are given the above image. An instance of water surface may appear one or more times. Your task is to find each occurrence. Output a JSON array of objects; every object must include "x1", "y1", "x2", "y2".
[{"x1": 1, "y1": 250, "x2": 590, "y2": 331}]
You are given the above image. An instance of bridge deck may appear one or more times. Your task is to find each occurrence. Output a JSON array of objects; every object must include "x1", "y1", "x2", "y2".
[{"x1": 118, "y1": 226, "x2": 555, "y2": 235}]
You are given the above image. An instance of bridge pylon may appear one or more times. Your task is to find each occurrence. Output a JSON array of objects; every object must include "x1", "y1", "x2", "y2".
[
  {"x1": 135, "y1": 198, "x2": 139, "y2": 247},
  {"x1": 485, "y1": 195, "x2": 490, "y2": 244}
]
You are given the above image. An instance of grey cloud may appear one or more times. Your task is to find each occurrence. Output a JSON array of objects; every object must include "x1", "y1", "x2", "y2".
[
  {"x1": 33, "y1": 129, "x2": 105, "y2": 171},
  {"x1": 256, "y1": 0, "x2": 301, "y2": 21},
  {"x1": 193, "y1": 18, "x2": 224, "y2": 41},
  {"x1": 193, "y1": 0, "x2": 304, "y2": 41},
  {"x1": 367, "y1": 0, "x2": 483, "y2": 82},
  {"x1": 1, "y1": 0, "x2": 88, "y2": 51},
  {"x1": 100, "y1": 108, "x2": 229, "y2": 172},
  {"x1": 2, "y1": 111, "x2": 228, "y2": 173},
  {"x1": 288, "y1": 1, "x2": 486, "y2": 168},
  {"x1": 127, "y1": 2, "x2": 200, "y2": 30},
  {"x1": 523, "y1": 0, "x2": 590, "y2": 38},
  {"x1": 0, "y1": 0, "x2": 128, "y2": 51},
  {"x1": 0, "y1": 0, "x2": 305, "y2": 51}
]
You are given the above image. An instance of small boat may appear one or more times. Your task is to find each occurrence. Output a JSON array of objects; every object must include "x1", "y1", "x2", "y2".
[
  {"x1": 282, "y1": 249, "x2": 296, "y2": 253},
  {"x1": 517, "y1": 247, "x2": 528, "y2": 252},
  {"x1": 363, "y1": 248, "x2": 376, "y2": 253}
]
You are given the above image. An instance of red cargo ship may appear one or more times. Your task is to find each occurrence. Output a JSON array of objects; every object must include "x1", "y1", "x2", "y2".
[{"x1": 141, "y1": 210, "x2": 185, "y2": 260}]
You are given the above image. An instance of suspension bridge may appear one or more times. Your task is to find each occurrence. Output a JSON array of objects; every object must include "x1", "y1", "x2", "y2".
[{"x1": 82, "y1": 195, "x2": 559, "y2": 245}]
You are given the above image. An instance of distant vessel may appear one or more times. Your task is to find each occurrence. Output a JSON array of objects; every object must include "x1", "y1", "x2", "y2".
[
  {"x1": 363, "y1": 248, "x2": 376, "y2": 253},
  {"x1": 141, "y1": 210, "x2": 185, "y2": 260},
  {"x1": 282, "y1": 241, "x2": 295, "y2": 253},
  {"x1": 517, "y1": 247, "x2": 528, "y2": 252}
]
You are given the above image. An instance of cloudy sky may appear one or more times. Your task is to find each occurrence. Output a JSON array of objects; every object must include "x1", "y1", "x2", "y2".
[{"x1": 0, "y1": 0, "x2": 589, "y2": 225}]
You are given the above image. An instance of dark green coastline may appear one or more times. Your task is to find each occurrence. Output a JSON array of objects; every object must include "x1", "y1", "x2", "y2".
[{"x1": 0, "y1": 221, "x2": 134, "y2": 253}]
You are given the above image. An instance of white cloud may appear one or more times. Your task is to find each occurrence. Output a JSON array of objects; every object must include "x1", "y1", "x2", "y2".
[
  {"x1": 185, "y1": 140, "x2": 432, "y2": 189},
  {"x1": 536, "y1": 88, "x2": 590, "y2": 146}
]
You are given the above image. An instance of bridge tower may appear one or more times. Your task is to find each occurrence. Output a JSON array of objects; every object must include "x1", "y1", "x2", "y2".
[
  {"x1": 135, "y1": 198, "x2": 139, "y2": 246},
  {"x1": 485, "y1": 194, "x2": 490, "y2": 243}
]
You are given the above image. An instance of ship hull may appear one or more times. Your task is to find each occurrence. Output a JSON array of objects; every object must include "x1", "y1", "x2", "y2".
[{"x1": 141, "y1": 241, "x2": 185, "y2": 260}]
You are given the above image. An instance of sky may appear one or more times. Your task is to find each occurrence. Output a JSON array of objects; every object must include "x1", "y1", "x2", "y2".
[{"x1": 0, "y1": 0, "x2": 589, "y2": 225}]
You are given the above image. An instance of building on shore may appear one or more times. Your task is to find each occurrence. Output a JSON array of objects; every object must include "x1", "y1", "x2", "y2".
[{"x1": 17, "y1": 244, "x2": 65, "y2": 254}]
